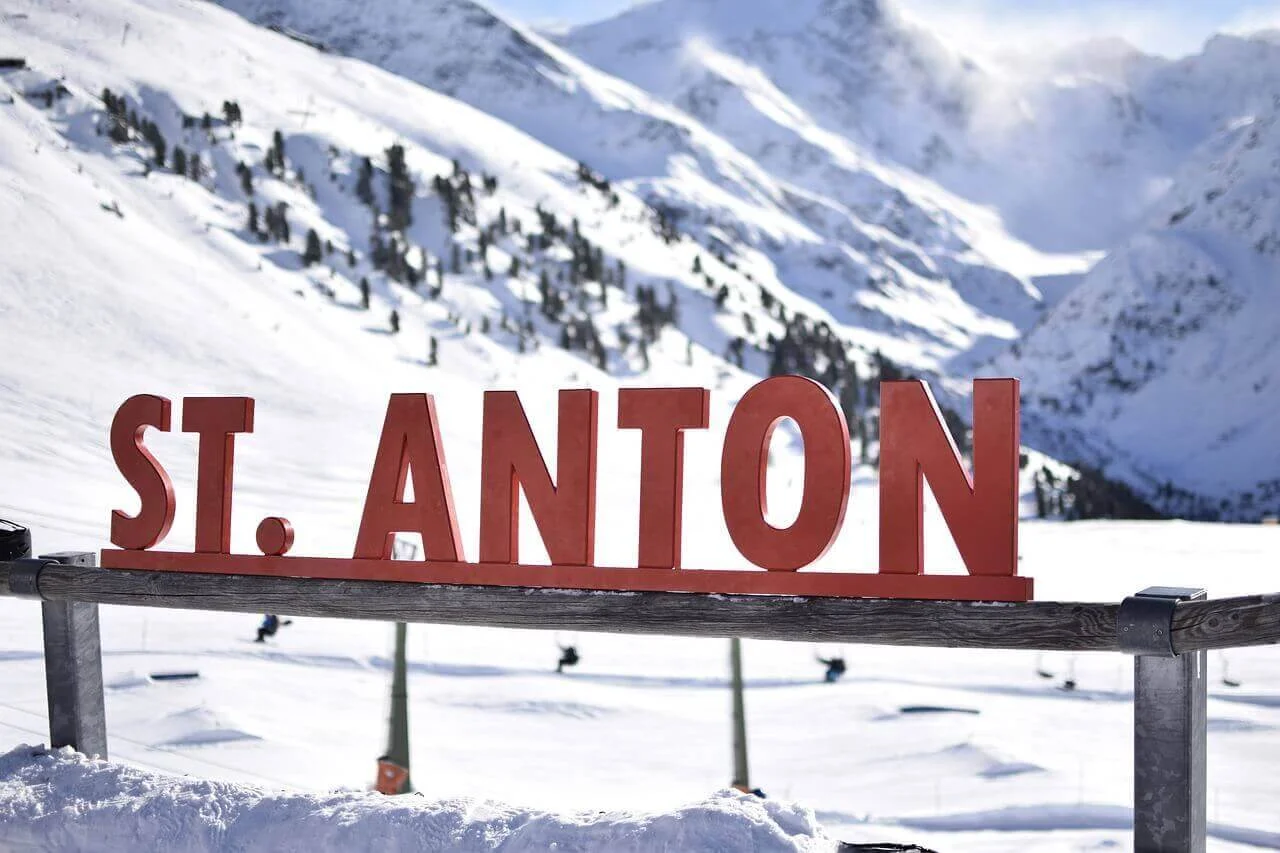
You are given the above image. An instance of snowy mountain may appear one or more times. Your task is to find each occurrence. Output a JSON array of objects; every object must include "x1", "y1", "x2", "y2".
[
  {"x1": 995, "y1": 100, "x2": 1280, "y2": 520},
  {"x1": 3, "y1": 0, "x2": 1280, "y2": 521},
  {"x1": 203, "y1": 0, "x2": 1280, "y2": 517},
  {"x1": 6, "y1": 3, "x2": 1280, "y2": 847},
  {"x1": 213, "y1": 0, "x2": 1061, "y2": 378},
  {"x1": 564, "y1": 2, "x2": 1280, "y2": 255}
]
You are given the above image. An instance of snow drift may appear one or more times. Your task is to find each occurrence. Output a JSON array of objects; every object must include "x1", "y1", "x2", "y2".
[{"x1": 0, "y1": 745, "x2": 838, "y2": 852}]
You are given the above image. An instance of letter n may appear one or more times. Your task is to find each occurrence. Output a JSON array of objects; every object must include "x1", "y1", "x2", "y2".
[
  {"x1": 879, "y1": 378, "x2": 1019, "y2": 577},
  {"x1": 479, "y1": 389, "x2": 598, "y2": 565}
]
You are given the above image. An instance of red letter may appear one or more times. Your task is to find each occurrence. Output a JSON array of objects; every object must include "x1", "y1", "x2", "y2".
[
  {"x1": 879, "y1": 378, "x2": 1019, "y2": 577},
  {"x1": 354, "y1": 394, "x2": 465, "y2": 561},
  {"x1": 618, "y1": 387, "x2": 710, "y2": 569},
  {"x1": 110, "y1": 394, "x2": 175, "y2": 550},
  {"x1": 182, "y1": 397, "x2": 254, "y2": 554},
  {"x1": 479, "y1": 389, "x2": 598, "y2": 565},
  {"x1": 720, "y1": 376, "x2": 850, "y2": 571}
]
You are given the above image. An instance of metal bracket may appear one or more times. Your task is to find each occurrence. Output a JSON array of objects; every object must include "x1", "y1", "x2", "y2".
[
  {"x1": 8, "y1": 558, "x2": 53, "y2": 599},
  {"x1": 1117, "y1": 586, "x2": 1206, "y2": 657},
  {"x1": 9, "y1": 553, "x2": 96, "y2": 600},
  {"x1": 39, "y1": 551, "x2": 97, "y2": 567}
]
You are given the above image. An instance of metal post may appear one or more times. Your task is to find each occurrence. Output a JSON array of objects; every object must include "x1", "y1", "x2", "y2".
[
  {"x1": 383, "y1": 621, "x2": 412, "y2": 792},
  {"x1": 39, "y1": 551, "x2": 108, "y2": 759},
  {"x1": 1119, "y1": 586, "x2": 1207, "y2": 853},
  {"x1": 729, "y1": 636, "x2": 750, "y2": 791}
]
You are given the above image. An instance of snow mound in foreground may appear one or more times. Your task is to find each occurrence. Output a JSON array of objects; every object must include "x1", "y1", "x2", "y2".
[{"x1": 0, "y1": 745, "x2": 837, "y2": 852}]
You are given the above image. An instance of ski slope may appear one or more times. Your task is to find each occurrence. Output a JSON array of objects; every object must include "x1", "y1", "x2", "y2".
[
  {"x1": 1, "y1": 90, "x2": 1279, "y2": 842},
  {"x1": 2, "y1": 521, "x2": 1280, "y2": 852},
  {"x1": 0, "y1": 0, "x2": 1279, "y2": 850}
]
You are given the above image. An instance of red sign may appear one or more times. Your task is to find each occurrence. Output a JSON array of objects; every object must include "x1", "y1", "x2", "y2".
[{"x1": 100, "y1": 377, "x2": 1030, "y2": 601}]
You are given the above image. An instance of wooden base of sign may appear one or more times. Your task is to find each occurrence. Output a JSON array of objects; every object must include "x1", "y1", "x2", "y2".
[{"x1": 100, "y1": 550, "x2": 1032, "y2": 601}]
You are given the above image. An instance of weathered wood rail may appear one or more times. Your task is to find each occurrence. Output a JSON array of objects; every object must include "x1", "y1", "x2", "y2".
[
  {"x1": 3, "y1": 553, "x2": 1279, "y2": 853},
  {"x1": 4, "y1": 560, "x2": 1279, "y2": 653}
]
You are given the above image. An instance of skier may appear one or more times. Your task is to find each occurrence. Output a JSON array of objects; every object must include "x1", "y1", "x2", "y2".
[
  {"x1": 556, "y1": 644, "x2": 579, "y2": 673},
  {"x1": 254, "y1": 614, "x2": 292, "y2": 643},
  {"x1": 817, "y1": 655, "x2": 846, "y2": 683}
]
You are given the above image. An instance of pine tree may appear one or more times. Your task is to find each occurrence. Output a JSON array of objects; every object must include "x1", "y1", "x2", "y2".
[
  {"x1": 385, "y1": 144, "x2": 413, "y2": 232},
  {"x1": 247, "y1": 202, "x2": 259, "y2": 236},
  {"x1": 108, "y1": 112, "x2": 130, "y2": 144},
  {"x1": 172, "y1": 147, "x2": 187, "y2": 176},
  {"x1": 189, "y1": 152, "x2": 202, "y2": 182},
  {"x1": 360, "y1": 277, "x2": 370, "y2": 309},
  {"x1": 150, "y1": 129, "x2": 166, "y2": 168},
  {"x1": 237, "y1": 162, "x2": 253, "y2": 196},
  {"x1": 303, "y1": 229, "x2": 323, "y2": 266},
  {"x1": 269, "y1": 130, "x2": 286, "y2": 175},
  {"x1": 389, "y1": 309, "x2": 400, "y2": 334},
  {"x1": 356, "y1": 157, "x2": 375, "y2": 206},
  {"x1": 276, "y1": 203, "x2": 290, "y2": 242},
  {"x1": 347, "y1": 248, "x2": 357, "y2": 268},
  {"x1": 427, "y1": 336, "x2": 438, "y2": 366}
]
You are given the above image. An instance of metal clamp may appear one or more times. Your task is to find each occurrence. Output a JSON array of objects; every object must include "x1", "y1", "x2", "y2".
[
  {"x1": 1117, "y1": 586, "x2": 1206, "y2": 657},
  {"x1": 7, "y1": 558, "x2": 53, "y2": 599},
  {"x1": 39, "y1": 551, "x2": 97, "y2": 567}
]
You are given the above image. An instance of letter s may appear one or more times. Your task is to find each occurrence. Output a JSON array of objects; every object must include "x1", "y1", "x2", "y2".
[{"x1": 110, "y1": 394, "x2": 176, "y2": 550}]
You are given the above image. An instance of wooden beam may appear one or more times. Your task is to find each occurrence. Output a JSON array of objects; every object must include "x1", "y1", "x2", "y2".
[
  {"x1": 1171, "y1": 594, "x2": 1280, "y2": 652},
  {"x1": 4, "y1": 560, "x2": 1111, "y2": 650},
  {"x1": 4, "y1": 561, "x2": 1278, "y2": 653}
]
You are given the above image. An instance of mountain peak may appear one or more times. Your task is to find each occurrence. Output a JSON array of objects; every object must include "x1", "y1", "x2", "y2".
[{"x1": 573, "y1": 0, "x2": 899, "y2": 45}]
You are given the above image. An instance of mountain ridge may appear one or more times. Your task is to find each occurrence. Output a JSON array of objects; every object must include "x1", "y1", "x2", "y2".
[{"x1": 5, "y1": 0, "x2": 1279, "y2": 519}]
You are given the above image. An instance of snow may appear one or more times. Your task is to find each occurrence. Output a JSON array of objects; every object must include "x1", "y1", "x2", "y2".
[
  {"x1": 995, "y1": 102, "x2": 1280, "y2": 518},
  {"x1": 1, "y1": 0, "x2": 1280, "y2": 849},
  {"x1": 3, "y1": 528, "x2": 1280, "y2": 852},
  {"x1": 0, "y1": 746, "x2": 836, "y2": 852},
  {"x1": 212, "y1": 0, "x2": 1059, "y2": 376}
]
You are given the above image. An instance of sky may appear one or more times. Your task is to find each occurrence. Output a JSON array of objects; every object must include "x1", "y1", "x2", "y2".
[{"x1": 493, "y1": 0, "x2": 1280, "y2": 57}]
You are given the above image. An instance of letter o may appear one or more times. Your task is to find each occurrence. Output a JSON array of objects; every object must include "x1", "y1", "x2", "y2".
[{"x1": 720, "y1": 376, "x2": 851, "y2": 570}]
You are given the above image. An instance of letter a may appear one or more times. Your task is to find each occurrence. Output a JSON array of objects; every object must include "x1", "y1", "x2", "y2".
[{"x1": 354, "y1": 394, "x2": 465, "y2": 561}]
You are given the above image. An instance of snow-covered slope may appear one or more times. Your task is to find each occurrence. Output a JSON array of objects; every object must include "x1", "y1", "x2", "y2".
[
  {"x1": 556, "y1": 0, "x2": 1280, "y2": 513},
  {"x1": 2, "y1": 6, "x2": 1280, "y2": 846},
  {"x1": 4, "y1": 0, "x2": 840, "y2": 570},
  {"x1": 4, "y1": 0, "x2": 1279, "y2": 518},
  {"x1": 994, "y1": 102, "x2": 1280, "y2": 520},
  {"x1": 564, "y1": 1, "x2": 1280, "y2": 255},
  {"x1": 212, "y1": 0, "x2": 1062, "y2": 376}
]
